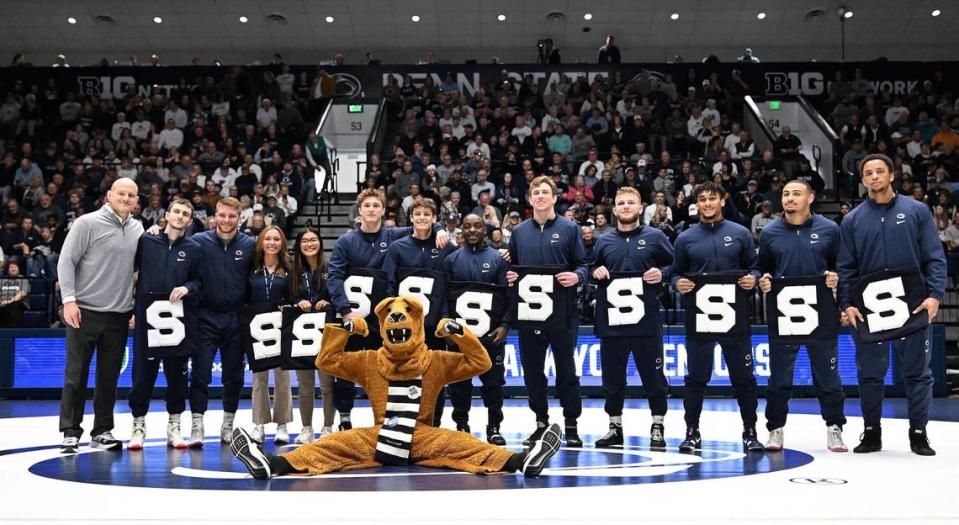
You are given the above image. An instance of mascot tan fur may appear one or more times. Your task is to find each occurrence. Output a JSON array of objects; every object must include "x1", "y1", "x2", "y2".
[{"x1": 231, "y1": 296, "x2": 561, "y2": 479}]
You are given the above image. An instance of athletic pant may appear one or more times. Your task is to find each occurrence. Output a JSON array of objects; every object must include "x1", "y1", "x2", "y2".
[
  {"x1": 59, "y1": 308, "x2": 131, "y2": 438},
  {"x1": 765, "y1": 340, "x2": 846, "y2": 431},
  {"x1": 449, "y1": 339, "x2": 506, "y2": 428},
  {"x1": 683, "y1": 336, "x2": 758, "y2": 430},
  {"x1": 854, "y1": 326, "x2": 933, "y2": 429},
  {"x1": 517, "y1": 326, "x2": 582, "y2": 426},
  {"x1": 189, "y1": 309, "x2": 246, "y2": 415},
  {"x1": 600, "y1": 334, "x2": 670, "y2": 418},
  {"x1": 127, "y1": 353, "x2": 189, "y2": 418},
  {"x1": 333, "y1": 331, "x2": 381, "y2": 414}
]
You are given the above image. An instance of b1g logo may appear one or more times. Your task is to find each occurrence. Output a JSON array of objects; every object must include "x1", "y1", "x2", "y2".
[
  {"x1": 21, "y1": 436, "x2": 814, "y2": 492},
  {"x1": 765, "y1": 72, "x2": 825, "y2": 96}
]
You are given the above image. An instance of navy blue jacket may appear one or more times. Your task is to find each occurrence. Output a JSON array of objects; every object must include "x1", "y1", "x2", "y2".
[
  {"x1": 191, "y1": 229, "x2": 256, "y2": 311},
  {"x1": 837, "y1": 194, "x2": 946, "y2": 309},
  {"x1": 383, "y1": 232, "x2": 458, "y2": 294},
  {"x1": 444, "y1": 243, "x2": 511, "y2": 330},
  {"x1": 669, "y1": 219, "x2": 760, "y2": 290},
  {"x1": 590, "y1": 226, "x2": 675, "y2": 277},
  {"x1": 134, "y1": 232, "x2": 201, "y2": 301},
  {"x1": 246, "y1": 268, "x2": 292, "y2": 305},
  {"x1": 507, "y1": 216, "x2": 588, "y2": 284},
  {"x1": 758, "y1": 214, "x2": 839, "y2": 278},
  {"x1": 297, "y1": 267, "x2": 330, "y2": 305},
  {"x1": 327, "y1": 225, "x2": 418, "y2": 316}
]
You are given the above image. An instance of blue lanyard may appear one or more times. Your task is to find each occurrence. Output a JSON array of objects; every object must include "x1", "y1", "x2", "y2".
[{"x1": 262, "y1": 267, "x2": 276, "y2": 301}]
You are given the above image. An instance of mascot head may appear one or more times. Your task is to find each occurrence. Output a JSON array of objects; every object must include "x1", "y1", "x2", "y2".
[{"x1": 374, "y1": 296, "x2": 427, "y2": 361}]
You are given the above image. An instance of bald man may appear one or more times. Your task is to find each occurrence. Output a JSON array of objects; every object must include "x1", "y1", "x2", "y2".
[{"x1": 58, "y1": 178, "x2": 144, "y2": 453}]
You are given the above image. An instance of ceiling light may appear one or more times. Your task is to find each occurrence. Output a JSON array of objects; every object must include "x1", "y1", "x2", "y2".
[
  {"x1": 67, "y1": 17, "x2": 77, "y2": 24},
  {"x1": 757, "y1": 12, "x2": 766, "y2": 19},
  {"x1": 325, "y1": 16, "x2": 334, "y2": 23},
  {"x1": 238, "y1": 16, "x2": 248, "y2": 23},
  {"x1": 497, "y1": 14, "x2": 506, "y2": 21},
  {"x1": 583, "y1": 13, "x2": 593, "y2": 20},
  {"x1": 153, "y1": 16, "x2": 163, "y2": 24},
  {"x1": 411, "y1": 15, "x2": 420, "y2": 22},
  {"x1": 843, "y1": 10, "x2": 853, "y2": 18},
  {"x1": 931, "y1": 9, "x2": 941, "y2": 16},
  {"x1": 670, "y1": 13, "x2": 680, "y2": 20}
]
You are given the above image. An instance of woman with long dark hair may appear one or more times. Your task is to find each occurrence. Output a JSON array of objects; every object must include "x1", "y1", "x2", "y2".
[
  {"x1": 247, "y1": 226, "x2": 294, "y2": 444},
  {"x1": 289, "y1": 227, "x2": 336, "y2": 443}
]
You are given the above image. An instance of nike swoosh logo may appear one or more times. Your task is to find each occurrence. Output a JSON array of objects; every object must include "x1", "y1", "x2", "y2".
[
  {"x1": 550, "y1": 240, "x2": 559, "y2": 244},
  {"x1": 431, "y1": 255, "x2": 439, "y2": 259},
  {"x1": 896, "y1": 220, "x2": 905, "y2": 224},
  {"x1": 655, "y1": 365, "x2": 663, "y2": 370},
  {"x1": 176, "y1": 258, "x2": 186, "y2": 261},
  {"x1": 481, "y1": 270, "x2": 490, "y2": 273},
  {"x1": 234, "y1": 257, "x2": 243, "y2": 261},
  {"x1": 724, "y1": 242, "x2": 732, "y2": 247},
  {"x1": 810, "y1": 241, "x2": 819, "y2": 245},
  {"x1": 380, "y1": 249, "x2": 387, "y2": 253}
]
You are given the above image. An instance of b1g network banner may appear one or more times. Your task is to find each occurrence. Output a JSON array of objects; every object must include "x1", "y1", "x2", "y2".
[
  {"x1": 8, "y1": 328, "x2": 892, "y2": 389},
  {"x1": 2, "y1": 62, "x2": 956, "y2": 104}
]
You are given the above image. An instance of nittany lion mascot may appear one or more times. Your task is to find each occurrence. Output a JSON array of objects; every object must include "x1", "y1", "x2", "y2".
[{"x1": 231, "y1": 296, "x2": 561, "y2": 479}]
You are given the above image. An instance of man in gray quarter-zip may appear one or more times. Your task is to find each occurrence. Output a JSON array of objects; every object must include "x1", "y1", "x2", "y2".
[{"x1": 57, "y1": 178, "x2": 143, "y2": 454}]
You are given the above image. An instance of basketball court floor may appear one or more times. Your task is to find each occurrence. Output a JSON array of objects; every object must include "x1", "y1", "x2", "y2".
[{"x1": 1, "y1": 398, "x2": 956, "y2": 524}]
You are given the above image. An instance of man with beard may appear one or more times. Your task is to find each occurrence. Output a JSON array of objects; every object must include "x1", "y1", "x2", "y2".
[
  {"x1": 757, "y1": 181, "x2": 847, "y2": 452},
  {"x1": 590, "y1": 187, "x2": 674, "y2": 449},
  {"x1": 443, "y1": 214, "x2": 511, "y2": 444}
]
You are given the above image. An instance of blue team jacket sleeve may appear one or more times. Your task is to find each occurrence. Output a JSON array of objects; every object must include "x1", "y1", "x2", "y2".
[
  {"x1": 918, "y1": 205, "x2": 947, "y2": 299},
  {"x1": 836, "y1": 216, "x2": 859, "y2": 310},
  {"x1": 757, "y1": 232, "x2": 774, "y2": 275},
  {"x1": 184, "y1": 254, "x2": 202, "y2": 295},
  {"x1": 507, "y1": 230, "x2": 518, "y2": 267},
  {"x1": 742, "y1": 231, "x2": 761, "y2": 279},
  {"x1": 327, "y1": 237, "x2": 352, "y2": 315},
  {"x1": 656, "y1": 233, "x2": 676, "y2": 278},
  {"x1": 496, "y1": 256, "x2": 512, "y2": 330},
  {"x1": 382, "y1": 244, "x2": 401, "y2": 296},
  {"x1": 571, "y1": 228, "x2": 588, "y2": 284},
  {"x1": 669, "y1": 235, "x2": 688, "y2": 290}
]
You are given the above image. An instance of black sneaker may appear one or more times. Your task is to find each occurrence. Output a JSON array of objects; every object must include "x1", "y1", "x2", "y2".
[
  {"x1": 90, "y1": 432, "x2": 123, "y2": 451},
  {"x1": 522, "y1": 424, "x2": 547, "y2": 446},
  {"x1": 594, "y1": 424, "x2": 624, "y2": 448},
  {"x1": 742, "y1": 428, "x2": 765, "y2": 452},
  {"x1": 564, "y1": 425, "x2": 583, "y2": 448},
  {"x1": 60, "y1": 436, "x2": 79, "y2": 454},
  {"x1": 650, "y1": 422, "x2": 667, "y2": 449},
  {"x1": 230, "y1": 428, "x2": 272, "y2": 480},
  {"x1": 853, "y1": 426, "x2": 882, "y2": 454},
  {"x1": 679, "y1": 428, "x2": 701, "y2": 453},
  {"x1": 909, "y1": 428, "x2": 936, "y2": 456},
  {"x1": 486, "y1": 426, "x2": 506, "y2": 446},
  {"x1": 339, "y1": 420, "x2": 353, "y2": 432},
  {"x1": 521, "y1": 423, "x2": 562, "y2": 478},
  {"x1": 456, "y1": 424, "x2": 471, "y2": 434}
]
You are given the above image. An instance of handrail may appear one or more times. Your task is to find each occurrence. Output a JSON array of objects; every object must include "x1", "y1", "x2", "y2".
[
  {"x1": 742, "y1": 95, "x2": 777, "y2": 144},
  {"x1": 796, "y1": 95, "x2": 840, "y2": 141},
  {"x1": 314, "y1": 99, "x2": 337, "y2": 220}
]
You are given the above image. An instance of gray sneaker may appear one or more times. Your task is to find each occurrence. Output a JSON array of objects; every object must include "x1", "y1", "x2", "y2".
[
  {"x1": 90, "y1": 432, "x2": 122, "y2": 450},
  {"x1": 129, "y1": 418, "x2": 146, "y2": 450},
  {"x1": 221, "y1": 413, "x2": 235, "y2": 444},
  {"x1": 61, "y1": 436, "x2": 79, "y2": 454},
  {"x1": 189, "y1": 415, "x2": 204, "y2": 449},
  {"x1": 765, "y1": 427, "x2": 784, "y2": 451},
  {"x1": 827, "y1": 425, "x2": 848, "y2": 452}
]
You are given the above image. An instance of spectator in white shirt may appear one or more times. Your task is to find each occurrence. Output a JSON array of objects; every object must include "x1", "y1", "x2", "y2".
[
  {"x1": 702, "y1": 99, "x2": 721, "y2": 126},
  {"x1": 163, "y1": 101, "x2": 188, "y2": 129},
  {"x1": 465, "y1": 135, "x2": 490, "y2": 160},
  {"x1": 110, "y1": 112, "x2": 131, "y2": 142},
  {"x1": 277, "y1": 184, "x2": 298, "y2": 216},
  {"x1": 211, "y1": 165, "x2": 238, "y2": 197},
  {"x1": 256, "y1": 98, "x2": 278, "y2": 129},
  {"x1": 131, "y1": 112, "x2": 152, "y2": 141},
  {"x1": 578, "y1": 148, "x2": 605, "y2": 177},
  {"x1": 510, "y1": 115, "x2": 533, "y2": 143},
  {"x1": 884, "y1": 98, "x2": 909, "y2": 127},
  {"x1": 156, "y1": 119, "x2": 184, "y2": 151},
  {"x1": 723, "y1": 123, "x2": 742, "y2": 154}
]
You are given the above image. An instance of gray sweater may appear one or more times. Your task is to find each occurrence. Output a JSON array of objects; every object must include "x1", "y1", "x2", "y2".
[{"x1": 58, "y1": 203, "x2": 143, "y2": 313}]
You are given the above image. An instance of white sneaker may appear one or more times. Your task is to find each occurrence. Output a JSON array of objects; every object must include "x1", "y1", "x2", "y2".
[
  {"x1": 295, "y1": 426, "x2": 315, "y2": 444},
  {"x1": 129, "y1": 417, "x2": 146, "y2": 450},
  {"x1": 319, "y1": 426, "x2": 333, "y2": 437},
  {"x1": 765, "y1": 427, "x2": 784, "y2": 451},
  {"x1": 221, "y1": 412, "x2": 235, "y2": 444},
  {"x1": 251, "y1": 424, "x2": 265, "y2": 444},
  {"x1": 827, "y1": 425, "x2": 848, "y2": 452},
  {"x1": 189, "y1": 414, "x2": 204, "y2": 448},
  {"x1": 167, "y1": 414, "x2": 187, "y2": 449},
  {"x1": 275, "y1": 424, "x2": 290, "y2": 444},
  {"x1": 61, "y1": 436, "x2": 79, "y2": 454}
]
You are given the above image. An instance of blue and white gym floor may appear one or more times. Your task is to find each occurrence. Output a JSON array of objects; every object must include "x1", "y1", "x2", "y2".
[{"x1": 1, "y1": 398, "x2": 956, "y2": 524}]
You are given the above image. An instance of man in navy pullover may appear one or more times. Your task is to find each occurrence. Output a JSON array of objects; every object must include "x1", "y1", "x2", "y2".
[
  {"x1": 326, "y1": 188, "x2": 448, "y2": 429},
  {"x1": 837, "y1": 154, "x2": 944, "y2": 456},
  {"x1": 590, "y1": 187, "x2": 674, "y2": 449},
  {"x1": 507, "y1": 175, "x2": 588, "y2": 447},
  {"x1": 188, "y1": 197, "x2": 256, "y2": 447},
  {"x1": 757, "y1": 180, "x2": 847, "y2": 453},
  {"x1": 444, "y1": 214, "x2": 511, "y2": 444},
  {"x1": 670, "y1": 181, "x2": 764, "y2": 452},
  {"x1": 128, "y1": 197, "x2": 202, "y2": 450}
]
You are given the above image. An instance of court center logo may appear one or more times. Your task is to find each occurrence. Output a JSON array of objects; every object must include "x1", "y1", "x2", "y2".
[{"x1": 19, "y1": 435, "x2": 814, "y2": 492}]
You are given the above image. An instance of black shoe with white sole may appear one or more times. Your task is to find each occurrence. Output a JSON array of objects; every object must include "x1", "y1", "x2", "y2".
[
  {"x1": 594, "y1": 424, "x2": 624, "y2": 449},
  {"x1": 679, "y1": 428, "x2": 701, "y2": 453},
  {"x1": 564, "y1": 425, "x2": 583, "y2": 448},
  {"x1": 650, "y1": 422, "x2": 667, "y2": 449},
  {"x1": 231, "y1": 428, "x2": 272, "y2": 480},
  {"x1": 486, "y1": 426, "x2": 507, "y2": 446},
  {"x1": 521, "y1": 423, "x2": 562, "y2": 478}
]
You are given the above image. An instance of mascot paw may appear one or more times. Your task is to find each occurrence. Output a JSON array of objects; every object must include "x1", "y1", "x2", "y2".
[
  {"x1": 436, "y1": 318, "x2": 464, "y2": 338},
  {"x1": 343, "y1": 316, "x2": 369, "y2": 337}
]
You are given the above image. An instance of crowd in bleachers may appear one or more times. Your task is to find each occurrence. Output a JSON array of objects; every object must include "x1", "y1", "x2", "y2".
[{"x1": 0, "y1": 64, "x2": 339, "y2": 326}]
